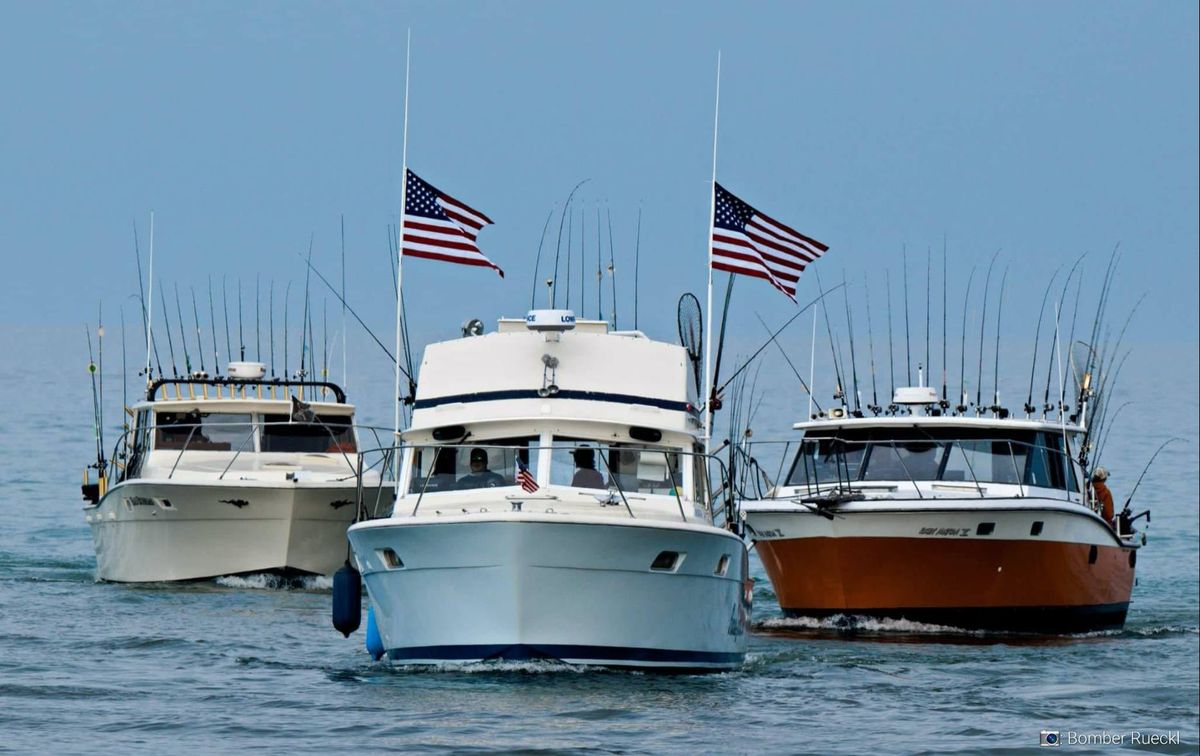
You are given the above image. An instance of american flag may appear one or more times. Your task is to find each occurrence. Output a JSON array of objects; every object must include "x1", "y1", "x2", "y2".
[
  {"x1": 402, "y1": 169, "x2": 503, "y2": 277},
  {"x1": 515, "y1": 456, "x2": 539, "y2": 493},
  {"x1": 711, "y1": 183, "x2": 828, "y2": 301}
]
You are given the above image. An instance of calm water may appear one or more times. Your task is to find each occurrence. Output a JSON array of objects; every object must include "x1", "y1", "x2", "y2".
[{"x1": 1, "y1": 326, "x2": 1196, "y2": 754}]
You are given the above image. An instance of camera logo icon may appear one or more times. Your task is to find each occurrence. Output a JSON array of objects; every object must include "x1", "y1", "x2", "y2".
[{"x1": 1040, "y1": 730, "x2": 1061, "y2": 747}]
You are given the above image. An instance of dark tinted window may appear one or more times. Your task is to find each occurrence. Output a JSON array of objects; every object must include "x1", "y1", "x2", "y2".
[{"x1": 261, "y1": 414, "x2": 355, "y2": 453}]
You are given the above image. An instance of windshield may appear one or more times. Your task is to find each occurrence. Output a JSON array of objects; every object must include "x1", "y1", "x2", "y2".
[
  {"x1": 785, "y1": 427, "x2": 1078, "y2": 491},
  {"x1": 550, "y1": 438, "x2": 682, "y2": 496},
  {"x1": 261, "y1": 414, "x2": 356, "y2": 453},
  {"x1": 154, "y1": 411, "x2": 254, "y2": 451},
  {"x1": 408, "y1": 437, "x2": 540, "y2": 493}
]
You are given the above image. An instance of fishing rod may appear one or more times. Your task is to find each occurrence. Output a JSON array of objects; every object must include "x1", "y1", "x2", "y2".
[
  {"x1": 549, "y1": 179, "x2": 590, "y2": 308},
  {"x1": 97, "y1": 303, "x2": 106, "y2": 459},
  {"x1": 255, "y1": 275, "x2": 262, "y2": 364},
  {"x1": 173, "y1": 283, "x2": 192, "y2": 374},
  {"x1": 1120, "y1": 437, "x2": 1184, "y2": 514},
  {"x1": 1094, "y1": 400, "x2": 1133, "y2": 464},
  {"x1": 120, "y1": 306, "x2": 128, "y2": 431},
  {"x1": 864, "y1": 271, "x2": 880, "y2": 414},
  {"x1": 886, "y1": 269, "x2": 896, "y2": 410},
  {"x1": 714, "y1": 284, "x2": 845, "y2": 401},
  {"x1": 633, "y1": 207, "x2": 642, "y2": 331},
  {"x1": 841, "y1": 272, "x2": 862, "y2": 414},
  {"x1": 975, "y1": 250, "x2": 1000, "y2": 413},
  {"x1": 340, "y1": 214, "x2": 347, "y2": 388},
  {"x1": 131, "y1": 221, "x2": 152, "y2": 378},
  {"x1": 387, "y1": 223, "x2": 398, "y2": 299},
  {"x1": 283, "y1": 282, "x2": 291, "y2": 379},
  {"x1": 237, "y1": 279, "x2": 246, "y2": 362},
  {"x1": 925, "y1": 247, "x2": 931, "y2": 384},
  {"x1": 938, "y1": 242, "x2": 948, "y2": 406},
  {"x1": 323, "y1": 299, "x2": 329, "y2": 386},
  {"x1": 221, "y1": 276, "x2": 233, "y2": 368},
  {"x1": 268, "y1": 281, "x2": 276, "y2": 378},
  {"x1": 956, "y1": 267, "x2": 976, "y2": 413},
  {"x1": 1043, "y1": 254, "x2": 1086, "y2": 414},
  {"x1": 300, "y1": 236, "x2": 314, "y2": 380},
  {"x1": 1025, "y1": 267, "x2": 1062, "y2": 415},
  {"x1": 710, "y1": 274, "x2": 736, "y2": 411},
  {"x1": 189, "y1": 286, "x2": 206, "y2": 374},
  {"x1": 607, "y1": 207, "x2": 617, "y2": 329},
  {"x1": 991, "y1": 267, "x2": 1008, "y2": 413},
  {"x1": 528, "y1": 209, "x2": 555, "y2": 311},
  {"x1": 814, "y1": 270, "x2": 846, "y2": 405},
  {"x1": 756, "y1": 312, "x2": 824, "y2": 414},
  {"x1": 207, "y1": 278, "x2": 219, "y2": 372},
  {"x1": 564, "y1": 205, "x2": 574, "y2": 309},
  {"x1": 158, "y1": 284, "x2": 178, "y2": 377},
  {"x1": 85, "y1": 323, "x2": 103, "y2": 472},
  {"x1": 300, "y1": 253, "x2": 402, "y2": 372},
  {"x1": 902, "y1": 246, "x2": 912, "y2": 385},
  {"x1": 595, "y1": 206, "x2": 603, "y2": 322}
]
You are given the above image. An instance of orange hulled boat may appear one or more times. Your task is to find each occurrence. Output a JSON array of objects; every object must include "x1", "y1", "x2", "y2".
[{"x1": 739, "y1": 378, "x2": 1149, "y2": 633}]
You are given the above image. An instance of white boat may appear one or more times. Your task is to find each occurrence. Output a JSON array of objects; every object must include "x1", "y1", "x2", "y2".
[
  {"x1": 739, "y1": 381, "x2": 1147, "y2": 633},
  {"x1": 346, "y1": 311, "x2": 749, "y2": 670},
  {"x1": 82, "y1": 363, "x2": 389, "y2": 582}
]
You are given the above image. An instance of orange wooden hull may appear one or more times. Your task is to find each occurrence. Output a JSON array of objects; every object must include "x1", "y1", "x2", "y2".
[{"x1": 756, "y1": 536, "x2": 1137, "y2": 632}]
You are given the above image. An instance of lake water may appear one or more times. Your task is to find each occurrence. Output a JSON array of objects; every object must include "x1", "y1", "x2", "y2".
[{"x1": 1, "y1": 326, "x2": 1196, "y2": 754}]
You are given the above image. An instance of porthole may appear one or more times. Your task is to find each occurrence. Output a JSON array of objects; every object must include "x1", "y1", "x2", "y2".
[
  {"x1": 1128, "y1": 550, "x2": 1136, "y2": 568},
  {"x1": 651, "y1": 551, "x2": 683, "y2": 572},
  {"x1": 1030, "y1": 521, "x2": 1044, "y2": 536},
  {"x1": 714, "y1": 554, "x2": 730, "y2": 576},
  {"x1": 976, "y1": 522, "x2": 995, "y2": 536},
  {"x1": 1088, "y1": 545, "x2": 1098, "y2": 565},
  {"x1": 378, "y1": 548, "x2": 404, "y2": 569}
]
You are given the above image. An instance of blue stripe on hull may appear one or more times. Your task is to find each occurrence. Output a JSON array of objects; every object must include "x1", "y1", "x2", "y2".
[{"x1": 386, "y1": 643, "x2": 743, "y2": 669}]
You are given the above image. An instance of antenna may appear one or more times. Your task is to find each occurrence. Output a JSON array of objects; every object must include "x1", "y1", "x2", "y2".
[
  {"x1": 864, "y1": 272, "x2": 880, "y2": 413},
  {"x1": 221, "y1": 276, "x2": 232, "y2": 369},
  {"x1": 120, "y1": 306, "x2": 128, "y2": 422},
  {"x1": 595, "y1": 206, "x2": 603, "y2": 322},
  {"x1": 301, "y1": 236, "x2": 314, "y2": 382},
  {"x1": 633, "y1": 207, "x2": 642, "y2": 331},
  {"x1": 283, "y1": 282, "x2": 291, "y2": 379},
  {"x1": 957, "y1": 267, "x2": 976, "y2": 413},
  {"x1": 925, "y1": 247, "x2": 931, "y2": 386},
  {"x1": 976, "y1": 251, "x2": 1000, "y2": 412},
  {"x1": 255, "y1": 275, "x2": 262, "y2": 363},
  {"x1": 815, "y1": 270, "x2": 845, "y2": 405},
  {"x1": 97, "y1": 303, "x2": 105, "y2": 459},
  {"x1": 902, "y1": 245, "x2": 912, "y2": 385},
  {"x1": 131, "y1": 220, "x2": 150, "y2": 380},
  {"x1": 529, "y1": 209, "x2": 555, "y2": 311},
  {"x1": 145, "y1": 212, "x2": 156, "y2": 384}
]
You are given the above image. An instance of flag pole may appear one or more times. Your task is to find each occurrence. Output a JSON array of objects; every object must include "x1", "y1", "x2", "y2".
[
  {"x1": 702, "y1": 51, "x2": 721, "y2": 458},
  {"x1": 394, "y1": 28, "x2": 411, "y2": 497}
]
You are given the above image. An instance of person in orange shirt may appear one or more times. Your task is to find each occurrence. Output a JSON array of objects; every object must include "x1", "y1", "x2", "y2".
[{"x1": 1092, "y1": 467, "x2": 1114, "y2": 524}]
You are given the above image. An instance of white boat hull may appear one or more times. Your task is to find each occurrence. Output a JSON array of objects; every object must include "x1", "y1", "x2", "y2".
[
  {"x1": 349, "y1": 515, "x2": 749, "y2": 670},
  {"x1": 86, "y1": 479, "x2": 386, "y2": 582}
]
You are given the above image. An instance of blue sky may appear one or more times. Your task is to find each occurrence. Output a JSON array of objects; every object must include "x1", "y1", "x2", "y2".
[{"x1": 2, "y1": 1, "x2": 1196, "y2": 365}]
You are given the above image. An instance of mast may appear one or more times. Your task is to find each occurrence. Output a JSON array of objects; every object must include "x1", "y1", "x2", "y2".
[
  {"x1": 702, "y1": 51, "x2": 720, "y2": 457},
  {"x1": 394, "y1": 28, "x2": 411, "y2": 494}
]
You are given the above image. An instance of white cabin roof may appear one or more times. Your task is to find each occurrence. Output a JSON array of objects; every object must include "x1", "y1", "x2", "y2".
[
  {"x1": 408, "y1": 318, "x2": 697, "y2": 435},
  {"x1": 794, "y1": 414, "x2": 1083, "y2": 435}
]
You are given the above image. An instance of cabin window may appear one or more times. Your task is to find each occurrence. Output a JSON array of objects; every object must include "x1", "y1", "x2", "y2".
[
  {"x1": 407, "y1": 436, "x2": 539, "y2": 494},
  {"x1": 260, "y1": 414, "x2": 355, "y2": 453},
  {"x1": 550, "y1": 438, "x2": 682, "y2": 496},
  {"x1": 154, "y1": 411, "x2": 254, "y2": 451},
  {"x1": 942, "y1": 440, "x2": 1024, "y2": 485},
  {"x1": 861, "y1": 441, "x2": 945, "y2": 482}
]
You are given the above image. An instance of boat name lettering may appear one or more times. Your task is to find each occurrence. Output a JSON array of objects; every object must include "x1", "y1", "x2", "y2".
[
  {"x1": 125, "y1": 496, "x2": 159, "y2": 508},
  {"x1": 919, "y1": 527, "x2": 972, "y2": 537}
]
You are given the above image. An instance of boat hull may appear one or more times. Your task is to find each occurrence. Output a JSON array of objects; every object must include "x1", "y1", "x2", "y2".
[
  {"x1": 746, "y1": 502, "x2": 1137, "y2": 633},
  {"x1": 349, "y1": 516, "x2": 749, "y2": 670},
  {"x1": 86, "y1": 479, "x2": 386, "y2": 582}
]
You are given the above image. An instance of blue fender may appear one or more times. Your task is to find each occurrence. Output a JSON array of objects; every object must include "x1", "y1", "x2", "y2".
[{"x1": 365, "y1": 604, "x2": 385, "y2": 661}]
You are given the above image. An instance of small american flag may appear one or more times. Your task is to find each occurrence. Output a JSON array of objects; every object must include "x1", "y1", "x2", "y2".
[
  {"x1": 711, "y1": 182, "x2": 828, "y2": 301},
  {"x1": 515, "y1": 457, "x2": 539, "y2": 493},
  {"x1": 403, "y1": 169, "x2": 503, "y2": 277}
]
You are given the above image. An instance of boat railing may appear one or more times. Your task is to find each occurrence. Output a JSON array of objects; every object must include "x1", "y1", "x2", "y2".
[
  {"x1": 145, "y1": 375, "x2": 347, "y2": 403},
  {"x1": 738, "y1": 434, "x2": 1087, "y2": 508},
  {"x1": 100, "y1": 419, "x2": 396, "y2": 488},
  {"x1": 350, "y1": 442, "x2": 736, "y2": 528}
]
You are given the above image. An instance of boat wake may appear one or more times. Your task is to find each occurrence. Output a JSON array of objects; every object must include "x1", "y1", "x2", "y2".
[
  {"x1": 387, "y1": 659, "x2": 590, "y2": 675},
  {"x1": 759, "y1": 614, "x2": 984, "y2": 637},
  {"x1": 214, "y1": 573, "x2": 333, "y2": 591}
]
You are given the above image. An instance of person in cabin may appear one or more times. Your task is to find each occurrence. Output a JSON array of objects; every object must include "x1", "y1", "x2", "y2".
[
  {"x1": 1092, "y1": 467, "x2": 1115, "y2": 524},
  {"x1": 571, "y1": 447, "x2": 607, "y2": 489},
  {"x1": 457, "y1": 447, "x2": 504, "y2": 488}
]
